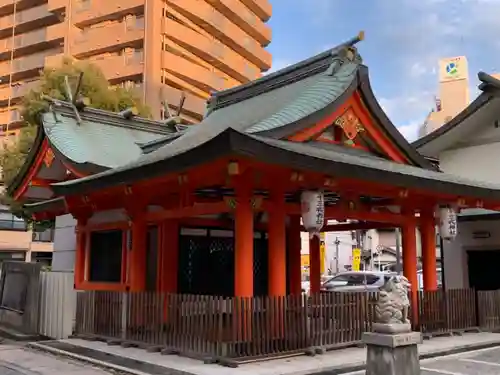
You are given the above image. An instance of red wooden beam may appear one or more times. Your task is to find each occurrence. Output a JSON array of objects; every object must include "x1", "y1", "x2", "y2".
[
  {"x1": 31, "y1": 178, "x2": 60, "y2": 188},
  {"x1": 281, "y1": 203, "x2": 413, "y2": 224},
  {"x1": 145, "y1": 201, "x2": 230, "y2": 222},
  {"x1": 303, "y1": 222, "x2": 397, "y2": 232}
]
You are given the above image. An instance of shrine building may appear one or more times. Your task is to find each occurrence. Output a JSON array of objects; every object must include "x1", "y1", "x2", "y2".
[{"x1": 10, "y1": 34, "x2": 500, "y2": 311}]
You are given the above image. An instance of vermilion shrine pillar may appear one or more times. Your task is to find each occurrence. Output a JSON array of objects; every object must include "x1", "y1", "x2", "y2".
[
  {"x1": 288, "y1": 215, "x2": 302, "y2": 295},
  {"x1": 160, "y1": 220, "x2": 179, "y2": 293},
  {"x1": 234, "y1": 183, "x2": 254, "y2": 297},
  {"x1": 128, "y1": 208, "x2": 147, "y2": 292},
  {"x1": 401, "y1": 219, "x2": 419, "y2": 323},
  {"x1": 309, "y1": 236, "x2": 321, "y2": 294},
  {"x1": 420, "y1": 211, "x2": 438, "y2": 291},
  {"x1": 268, "y1": 189, "x2": 287, "y2": 296}
]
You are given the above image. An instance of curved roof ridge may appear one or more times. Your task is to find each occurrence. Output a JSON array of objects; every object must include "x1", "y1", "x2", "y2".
[
  {"x1": 246, "y1": 61, "x2": 359, "y2": 134},
  {"x1": 206, "y1": 32, "x2": 365, "y2": 115}
]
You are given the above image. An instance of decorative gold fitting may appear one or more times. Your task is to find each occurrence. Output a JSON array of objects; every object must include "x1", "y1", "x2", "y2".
[
  {"x1": 227, "y1": 162, "x2": 239, "y2": 176},
  {"x1": 398, "y1": 189, "x2": 409, "y2": 198}
]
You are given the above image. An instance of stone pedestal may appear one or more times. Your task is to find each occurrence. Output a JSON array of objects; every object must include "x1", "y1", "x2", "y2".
[{"x1": 362, "y1": 327, "x2": 422, "y2": 375}]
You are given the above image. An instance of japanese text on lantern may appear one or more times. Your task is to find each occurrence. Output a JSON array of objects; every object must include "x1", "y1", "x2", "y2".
[
  {"x1": 448, "y1": 211, "x2": 457, "y2": 237},
  {"x1": 316, "y1": 193, "x2": 324, "y2": 226}
]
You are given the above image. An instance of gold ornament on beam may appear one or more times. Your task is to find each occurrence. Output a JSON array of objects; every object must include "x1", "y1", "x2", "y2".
[
  {"x1": 44, "y1": 148, "x2": 55, "y2": 168},
  {"x1": 334, "y1": 108, "x2": 365, "y2": 141}
]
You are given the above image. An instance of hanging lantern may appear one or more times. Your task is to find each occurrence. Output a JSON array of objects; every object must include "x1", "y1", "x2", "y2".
[
  {"x1": 438, "y1": 206, "x2": 458, "y2": 241},
  {"x1": 300, "y1": 191, "x2": 325, "y2": 238}
]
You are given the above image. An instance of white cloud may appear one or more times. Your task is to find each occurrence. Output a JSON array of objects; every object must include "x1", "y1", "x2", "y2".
[
  {"x1": 266, "y1": 59, "x2": 293, "y2": 74},
  {"x1": 397, "y1": 121, "x2": 421, "y2": 142}
]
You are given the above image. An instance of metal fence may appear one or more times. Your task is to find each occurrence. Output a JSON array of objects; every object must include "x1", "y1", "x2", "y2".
[{"x1": 38, "y1": 271, "x2": 76, "y2": 339}]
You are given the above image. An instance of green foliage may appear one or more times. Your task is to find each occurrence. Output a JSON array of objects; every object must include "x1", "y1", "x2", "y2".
[{"x1": 0, "y1": 57, "x2": 151, "y2": 219}]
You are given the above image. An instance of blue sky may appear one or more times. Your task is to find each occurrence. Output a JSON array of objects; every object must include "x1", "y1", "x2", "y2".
[{"x1": 266, "y1": 0, "x2": 500, "y2": 140}]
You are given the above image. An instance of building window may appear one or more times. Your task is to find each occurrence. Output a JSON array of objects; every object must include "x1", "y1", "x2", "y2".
[
  {"x1": 125, "y1": 15, "x2": 144, "y2": 31},
  {"x1": 88, "y1": 230, "x2": 123, "y2": 283},
  {"x1": 9, "y1": 109, "x2": 20, "y2": 122},
  {"x1": 0, "y1": 210, "x2": 27, "y2": 231},
  {"x1": 75, "y1": 0, "x2": 91, "y2": 12},
  {"x1": 125, "y1": 49, "x2": 143, "y2": 65},
  {"x1": 32, "y1": 229, "x2": 55, "y2": 243},
  {"x1": 75, "y1": 28, "x2": 89, "y2": 43},
  {"x1": 135, "y1": 15, "x2": 145, "y2": 30}
]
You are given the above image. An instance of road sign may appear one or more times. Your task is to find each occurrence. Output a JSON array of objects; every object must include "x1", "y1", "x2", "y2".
[{"x1": 352, "y1": 248, "x2": 361, "y2": 271}]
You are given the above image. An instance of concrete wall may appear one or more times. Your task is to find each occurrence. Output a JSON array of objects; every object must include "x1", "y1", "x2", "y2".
[
  {"x1": 443, "y1": 218, "x2": 500, "y2": 289},
  {"x1": 440, "y1": 143, "x2": 500, "y2": 185},
  {"x1": 435, "y1": 132, "x2": 500, "y2": 289},
  {"x1": 51, "y1": 214, "x2": 77, "y2": 272}
]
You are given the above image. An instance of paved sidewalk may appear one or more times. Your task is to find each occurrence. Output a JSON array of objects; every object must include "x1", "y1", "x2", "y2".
[
  {"x1": 345, "y1": 345, "x2": 500, "y2": 374},
  {"x1": 0, "y1": 343, "x2": 114, "y2": 375},
  {"x1": 30, "y1": 332, "x2": 500, "y2": 375}
]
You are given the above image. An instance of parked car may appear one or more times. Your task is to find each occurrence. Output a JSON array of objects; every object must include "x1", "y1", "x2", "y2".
[
  {"x1": 417, "y1": 268, "x2": 443, "y2": 290},
  {"x1": 320, "y1": 271, "x2": 397, "y2": 293}
]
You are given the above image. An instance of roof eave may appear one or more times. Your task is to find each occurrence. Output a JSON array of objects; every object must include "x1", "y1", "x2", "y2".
[
  {"x1": 51, "y1": 129, "x2": 500, "y2": 202},
  {"x1": 412, "y1": 71, "x2": 500, "y2": 151},
  {"x1": 356, "y1": 66, "x2": 436, "y2": 170},
  {"x1": 6, "y1": 122, "x2": 46, "y2": 198}
]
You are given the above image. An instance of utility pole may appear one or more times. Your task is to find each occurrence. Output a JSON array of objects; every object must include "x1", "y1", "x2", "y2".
[
  {"x1": 395, "y1": 227, "x2": 402, "y2": 274},
  {"x1": 334, "y1": 237, "x2": 340, "y2": 274}
]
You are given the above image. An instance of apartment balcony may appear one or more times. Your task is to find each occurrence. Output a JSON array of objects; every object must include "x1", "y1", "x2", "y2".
[
  {"x1": 0, "y1": 22, "x2": 64, "y2": 58},
  {"x1": 206, "y1": 0, "x2": 271, "y2": 46},
  {"x1": 0, "y1": 79, "x2": 38, "y2": 105},
  {"x1": 0, "y1": 107, "x2": 22, "y2": 125},
  {"x1": 163, "y1": 19, "x2": 260, "y2": 83},
  {"x1": 47, "y1": 0, "x2": 66, "y2": 13},
  {"x1": 30, "y1": 228, "x2": 54, "y2": 252},
  {"x1": 72, "y1": 0, "x2": 144, "y2": 27},
  {"x1": 0, "y1": 47, "x2": 60, "y2": 80},
  {"x1": 240, "y1": 0, "x2": 272, "y2": 21},
  {"x1": 72, "y1": 20, "x2": 144, "y2": 58},
  {"x1": 161, "y1": 85, "x2": 205, "y2": 120},
  {"x1": 163, "y1": 51, "x2": 236, "y2": 93},
  {"x1": 166, "y1": 0, "x2": 271, "y2": 71},
  {"x1": 0, "y1": 3, "x2": 60, "y2": 39},
  {"x1": 91, "y1": 52, "x2": 143, "y2": 82}
]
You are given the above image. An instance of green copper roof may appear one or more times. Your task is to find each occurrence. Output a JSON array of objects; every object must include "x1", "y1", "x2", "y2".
[
  {"x1": 194, "y1": 60, "x2": 358, "y2": 136},
  {"x1": 49, "y1": 33, "x2": 433, "y2": 194},
  {"x1": 42, "y1": 104, "x2": 173, "y2": 169}
]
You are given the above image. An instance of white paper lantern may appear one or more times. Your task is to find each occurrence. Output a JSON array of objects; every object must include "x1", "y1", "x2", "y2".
[
  {"x1": 300, "y1": 191, "x2": 325, "y2": 237},
  {"x1": 438, "y1": 206, "x2": 457, "y2": 241}
]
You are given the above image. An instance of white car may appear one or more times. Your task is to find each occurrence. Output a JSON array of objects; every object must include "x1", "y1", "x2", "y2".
[{"x1": 321, "y1": 271, "x2": 397, "y2": 292}]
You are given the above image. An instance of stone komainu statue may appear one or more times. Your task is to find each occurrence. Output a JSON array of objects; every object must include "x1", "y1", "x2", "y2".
[{"x1": 375, "y1": 275, "x2": 411, "y2": 325}]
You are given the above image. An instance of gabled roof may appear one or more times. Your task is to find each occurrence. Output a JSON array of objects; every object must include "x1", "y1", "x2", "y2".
[
  {"x1": 413, "y1": 72, "x2": 500, "y2": 157},
  {"x1": 8, "y1": 102, "x2": 178, "y2": 199},
  {"x1": 47, "y1": 35, "x2": 441, "y2": 196}
]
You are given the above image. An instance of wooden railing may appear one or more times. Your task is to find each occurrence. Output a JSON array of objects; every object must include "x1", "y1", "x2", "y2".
[
  {"x1": 417, "y1": 289, "x2": 478, "y2": 337},
  {"x1": 75, "y1": 288, "x2": 493, "y2": 363},
  {"x1": 478, "y1": 290, "x2": 500, "y2": 331}
]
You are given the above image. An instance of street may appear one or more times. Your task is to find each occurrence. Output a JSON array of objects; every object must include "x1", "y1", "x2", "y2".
[
  {"x1": 346, "y1": 346, "x2": 500, "y2": 375},
  {"x1": 0, "y1": 343, "x2": 114, "y2": 375}
]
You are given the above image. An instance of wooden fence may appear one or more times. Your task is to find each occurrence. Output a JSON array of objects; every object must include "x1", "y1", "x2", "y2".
[
  {"x1": 74, "y1": 288, "x2": 500, "y2": 363},
  {"x1": 478, "y1": 290, "x2": 500, "y2": 331},
  {"x1": 417, "y1": 288, "x2": 478, "y2": 338}
]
